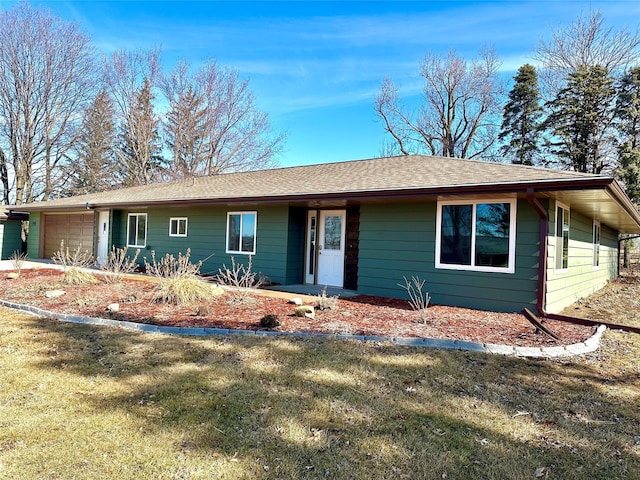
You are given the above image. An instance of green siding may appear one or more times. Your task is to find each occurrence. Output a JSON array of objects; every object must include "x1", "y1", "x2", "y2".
[
  {"x1": 546, "y1": 204, "x2": 619, "y2": 313},
  {"x1": 113, "y1": 205, "x2": 297, "y2": 285},
  {"x1": 26, "y1": 212, "x2": 41, "y2": 259},
  {"x1": 357, "y1": 199, "x2": 540, "y2": 312},
  {"x1": 0, "y1": 219, "x2": 24, "y2": 259}
]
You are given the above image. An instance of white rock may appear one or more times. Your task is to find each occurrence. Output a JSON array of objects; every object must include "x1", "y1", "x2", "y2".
[
  {"x1": 107, "y1": 303, "x2": 120, "y2": 313},
  {"x1": 289, "y1": 297, "x2": 303, "y2": 306},
  {"x1": 295, "y1": 305, "x2": 315, "y2": 319},
  {"x1": 45, "y1": 290, "x2": 66, "y2": 299}
]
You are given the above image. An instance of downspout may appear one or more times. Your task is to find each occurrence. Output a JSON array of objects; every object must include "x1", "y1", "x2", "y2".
[
  {"x1": 526, "y1": 188, "x2": 548, "y2": 317},
  {"x1": 525, "y1": 189, "x2": 640, "y2": 335}
]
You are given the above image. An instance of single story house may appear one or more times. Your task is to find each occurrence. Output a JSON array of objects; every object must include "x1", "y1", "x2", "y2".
[
  {"x1": 13, "y1": 155, "x2": 640, "y2": 314},
  {"x1": 0, "y1": 207, "x2": 27, "y2": 260}
]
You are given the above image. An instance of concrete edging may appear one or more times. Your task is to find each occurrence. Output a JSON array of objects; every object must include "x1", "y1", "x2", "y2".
[{"x1": 0, "y1": 298, "x2": 607, "y2": 358}]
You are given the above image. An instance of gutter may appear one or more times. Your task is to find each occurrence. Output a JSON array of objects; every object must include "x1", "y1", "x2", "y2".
[{"x1": 525, "y1": 188, "x2": 640, "y2": 335}]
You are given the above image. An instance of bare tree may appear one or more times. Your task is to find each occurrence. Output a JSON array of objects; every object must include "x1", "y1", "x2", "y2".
[
  {"x1": 161, "y1": 60, "x2": 284, "y2": 178},
  {"x1": 535, "y1": 10, "x2": 640, "y2": 99},
  {"x1": 375, "y1": 48, "x2": 503, "y2": 159},
  {"x1": 102, "y1": 47, "x2": 161, "y2": 121},
  {"x1": 0, "y1": 3, "x2": 95, "y2": 204}
]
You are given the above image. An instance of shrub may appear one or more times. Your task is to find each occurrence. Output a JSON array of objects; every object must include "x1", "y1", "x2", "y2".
[
  {"x1": 315, "y1": 286, "x2": 339, "y2": 311},
  {"x1": 51, "y1": 241, "x2": 97, "y2": 285},
  {"x1": 260, "y1": 314, "x2": 280, "y2": 329},
  {"x1": 8, "y1": 251, "x2": 27, "y2": 277},
  {"x1": 144, "y1": 249, "x2": 219, "y2": 305},
  {"x1": 144, "y1": 249, "x2": 202, "y2": 279},
  {"x1": 99, "y1": 246, "x2": 140, "y2": 283},
  {"x1": 216, "y1": 255, "x2": 264, "y2": 289},
  {"x1": 398, "y1": 275, "x2": 430, "y2": 323}
]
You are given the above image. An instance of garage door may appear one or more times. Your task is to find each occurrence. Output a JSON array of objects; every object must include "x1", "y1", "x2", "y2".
[{"x1": 43, "y1": 213, "x2": 95, "y2": 259}]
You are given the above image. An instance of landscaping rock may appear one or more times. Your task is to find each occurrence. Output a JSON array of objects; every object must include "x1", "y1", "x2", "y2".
[
  {"x1": 295, "y1": 305, "x2": 315, "y2": 319},
  {"x1": 107, "y1": 303, "x2": 120, "y2": 313},
  {"x1": 6, "y1": 272, "x2": 20, "y2": 280},
  {"x1": 289, "y1": 297, "x2": 303, "y2": 306},
  {"x1": 45, "y1": 290, "x2": 66, "y2": 299}
]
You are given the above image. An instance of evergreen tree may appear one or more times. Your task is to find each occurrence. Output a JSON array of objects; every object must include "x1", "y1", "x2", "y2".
[
  {"x1": 115, "y1": 78, "x2": 163, "y2": 186},
  {"x1": 68, "y1": 90, "x2": 117, "y2": 195},
  {"x1": 163, "y1": 85, "x2": 208, "y2": 179},
  {"x1": 499, "y1": 64, "x2": 542, "y2": 165},
  {"x1": 615, "y1": 67, "x2": 640, "y2": 203},
  {"x1": 543, "y1": 65, "x2": 617, "y2": 173}
]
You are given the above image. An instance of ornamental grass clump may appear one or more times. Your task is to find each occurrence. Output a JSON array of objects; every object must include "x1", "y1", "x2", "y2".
[
  {"x1": 51, "y1": 241, "x2": 97, "y2": 285},
  {"x1": 144, "y1": 249, "x2": 220, "y2": 305}
]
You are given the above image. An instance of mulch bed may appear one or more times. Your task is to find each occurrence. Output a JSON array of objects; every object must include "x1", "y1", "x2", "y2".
[{"x1": 0, "y1": 268, "x2": 596, "y2": 347}]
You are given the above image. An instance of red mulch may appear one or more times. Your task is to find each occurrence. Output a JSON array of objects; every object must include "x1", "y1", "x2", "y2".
[{"x1": 0, "y1": 269, "x2": 596, "y2": 347}]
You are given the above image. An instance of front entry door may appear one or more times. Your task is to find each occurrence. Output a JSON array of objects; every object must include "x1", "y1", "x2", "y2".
[
  {"x1": 316, "y1": 210, "x2": 345, "y2": 287},
  {"x1": 96, "y1": 210, "x2": 110, "y2": 265}
]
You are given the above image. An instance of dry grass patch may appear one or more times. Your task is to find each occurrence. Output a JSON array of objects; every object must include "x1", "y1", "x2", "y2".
[{"x1": 0, "y1": 306, "x2": 639, "y2": 479}]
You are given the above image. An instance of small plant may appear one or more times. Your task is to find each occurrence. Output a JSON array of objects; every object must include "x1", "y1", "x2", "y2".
[
  {"x1": 8, "y1": 251, "x2": 27, "y2": 277},
  {"x1": 259, "y1": 313, "x2": 280, "y2": 329},
  {"x1": 398, "y1": 275, "x2": 431, "y2": 323},
  {"x1": 144, "y1": 249, "x2": 219, "y2": 305},
  {"x1": 99, "y1": 246, "x2": 140, "y2": 283},
  {"x1": 216, "y1": 255, "x2": 264, "y2": 289},
  {"x1": 51, "y1": 241, "x2": 97, "y2": 285},
  {"x1": 144, "y1": 248, "x2": 202, "y2": 279},
  {"x1": 315, "y1": 285, "x2": 339, "y2": 311}
]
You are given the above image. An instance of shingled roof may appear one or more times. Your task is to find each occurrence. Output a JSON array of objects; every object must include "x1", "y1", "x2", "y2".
[
  {"x1": 14, "y1": 155, "x2": 616, "y2": 207},
  {"x1": 12, "y1": 154, "x2": 640, "y2": 232}
]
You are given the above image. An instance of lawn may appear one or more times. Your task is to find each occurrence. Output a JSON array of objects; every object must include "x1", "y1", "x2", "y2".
[{"x1": 1, "y1": 305, "x2": 639, "y2": 479}]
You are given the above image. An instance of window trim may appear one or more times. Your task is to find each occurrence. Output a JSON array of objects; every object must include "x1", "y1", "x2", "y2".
[
  {"x1": 226, "y1": 211, "x2": 257, "y2": 255},
  {"x1": 127, "y1": 213, "x2": 148, "y2": 248},
  {"x1": 169, "y1": 217, "x2": 188, "y2": 237},
  {"x1": 555, "y1": 202, "x2": 570, "y2": 272},
  {"x1": 592, "y1": 220, "x2": 601, "y2": 269},
  {"x1": 435, "y1": 197, "x2": 517, "y2": 274}
]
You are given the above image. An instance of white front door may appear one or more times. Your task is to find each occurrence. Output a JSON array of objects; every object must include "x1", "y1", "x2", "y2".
[
  {"x1": 316, "y1": 210, "x2": 345, "y2": 287},
  {"x1": 96, "y1": 210, "x2": 110, "y2": 265}
]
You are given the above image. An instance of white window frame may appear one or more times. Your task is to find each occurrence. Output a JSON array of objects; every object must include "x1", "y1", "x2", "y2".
[
  {"x1": 226, "y1": 211, "x2": 257, "y2": 255},
  {"x1": 169, "y1": 217, "x2": 188, "y2": 237},
  {"x1": 555, "y1": 202, "x2": 570, "y2": 272},
  {"x1": 435, "y1": 197, "x2": 517, "y2": 274},
  {"x1": 127, "y1": 213, "x2": 147, "y2": 248},
  {"x1": 592, "y1": 220, "x2": 601, "y2": 268}
]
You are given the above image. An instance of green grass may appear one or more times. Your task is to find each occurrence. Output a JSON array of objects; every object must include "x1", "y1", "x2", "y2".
[{"x1": 1, "y1": 306, "x2": 639, "y2": 479}]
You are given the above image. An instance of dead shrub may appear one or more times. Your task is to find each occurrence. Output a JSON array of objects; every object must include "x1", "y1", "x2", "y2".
[
  {"x1": 315, "y1": 286, "x2": 339, "y2": 311},
  {"x1": 398, "y1": 275, "x2": 431, "y2": 323},
  {"x1": 100, "y1": 246, "x2": 140, "y2": 283},
  {"x1": 144, "y1": 249, "x2": 221, "y2": 305},
  {"x1": 51, "y1": 241, "x2": 97, "y2": 285},
  {"x1": 217, "y1": 256, "x2": 265, "y2": 303},
  {"x1": 9, "y1": 251, "x2": 27, "y2": 277}
]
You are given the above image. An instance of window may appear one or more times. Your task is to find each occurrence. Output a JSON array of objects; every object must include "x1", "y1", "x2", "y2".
[
  {"x1": 436, "y1": 199, "x2": 516, "y2": 273},
  {"x1": 226, "y1": 212, "x2": 256, "y2": 254},
  {"x1": 127, "y1": 213, "x2": 147, "y2": 248},
  {"x1": 169, "y1": 217, "x2": 188, "y2": 237},
  {"x1": 555, "y1": 203, "x2": 570, "y2": 271},
  {"x1": 593, "y1": 221, "x2": 601, "y2": 267}
]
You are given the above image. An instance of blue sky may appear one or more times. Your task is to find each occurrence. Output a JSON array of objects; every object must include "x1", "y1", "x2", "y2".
[{"x1": 4, "y1": 0, "x2": 640, "y2": 167}]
